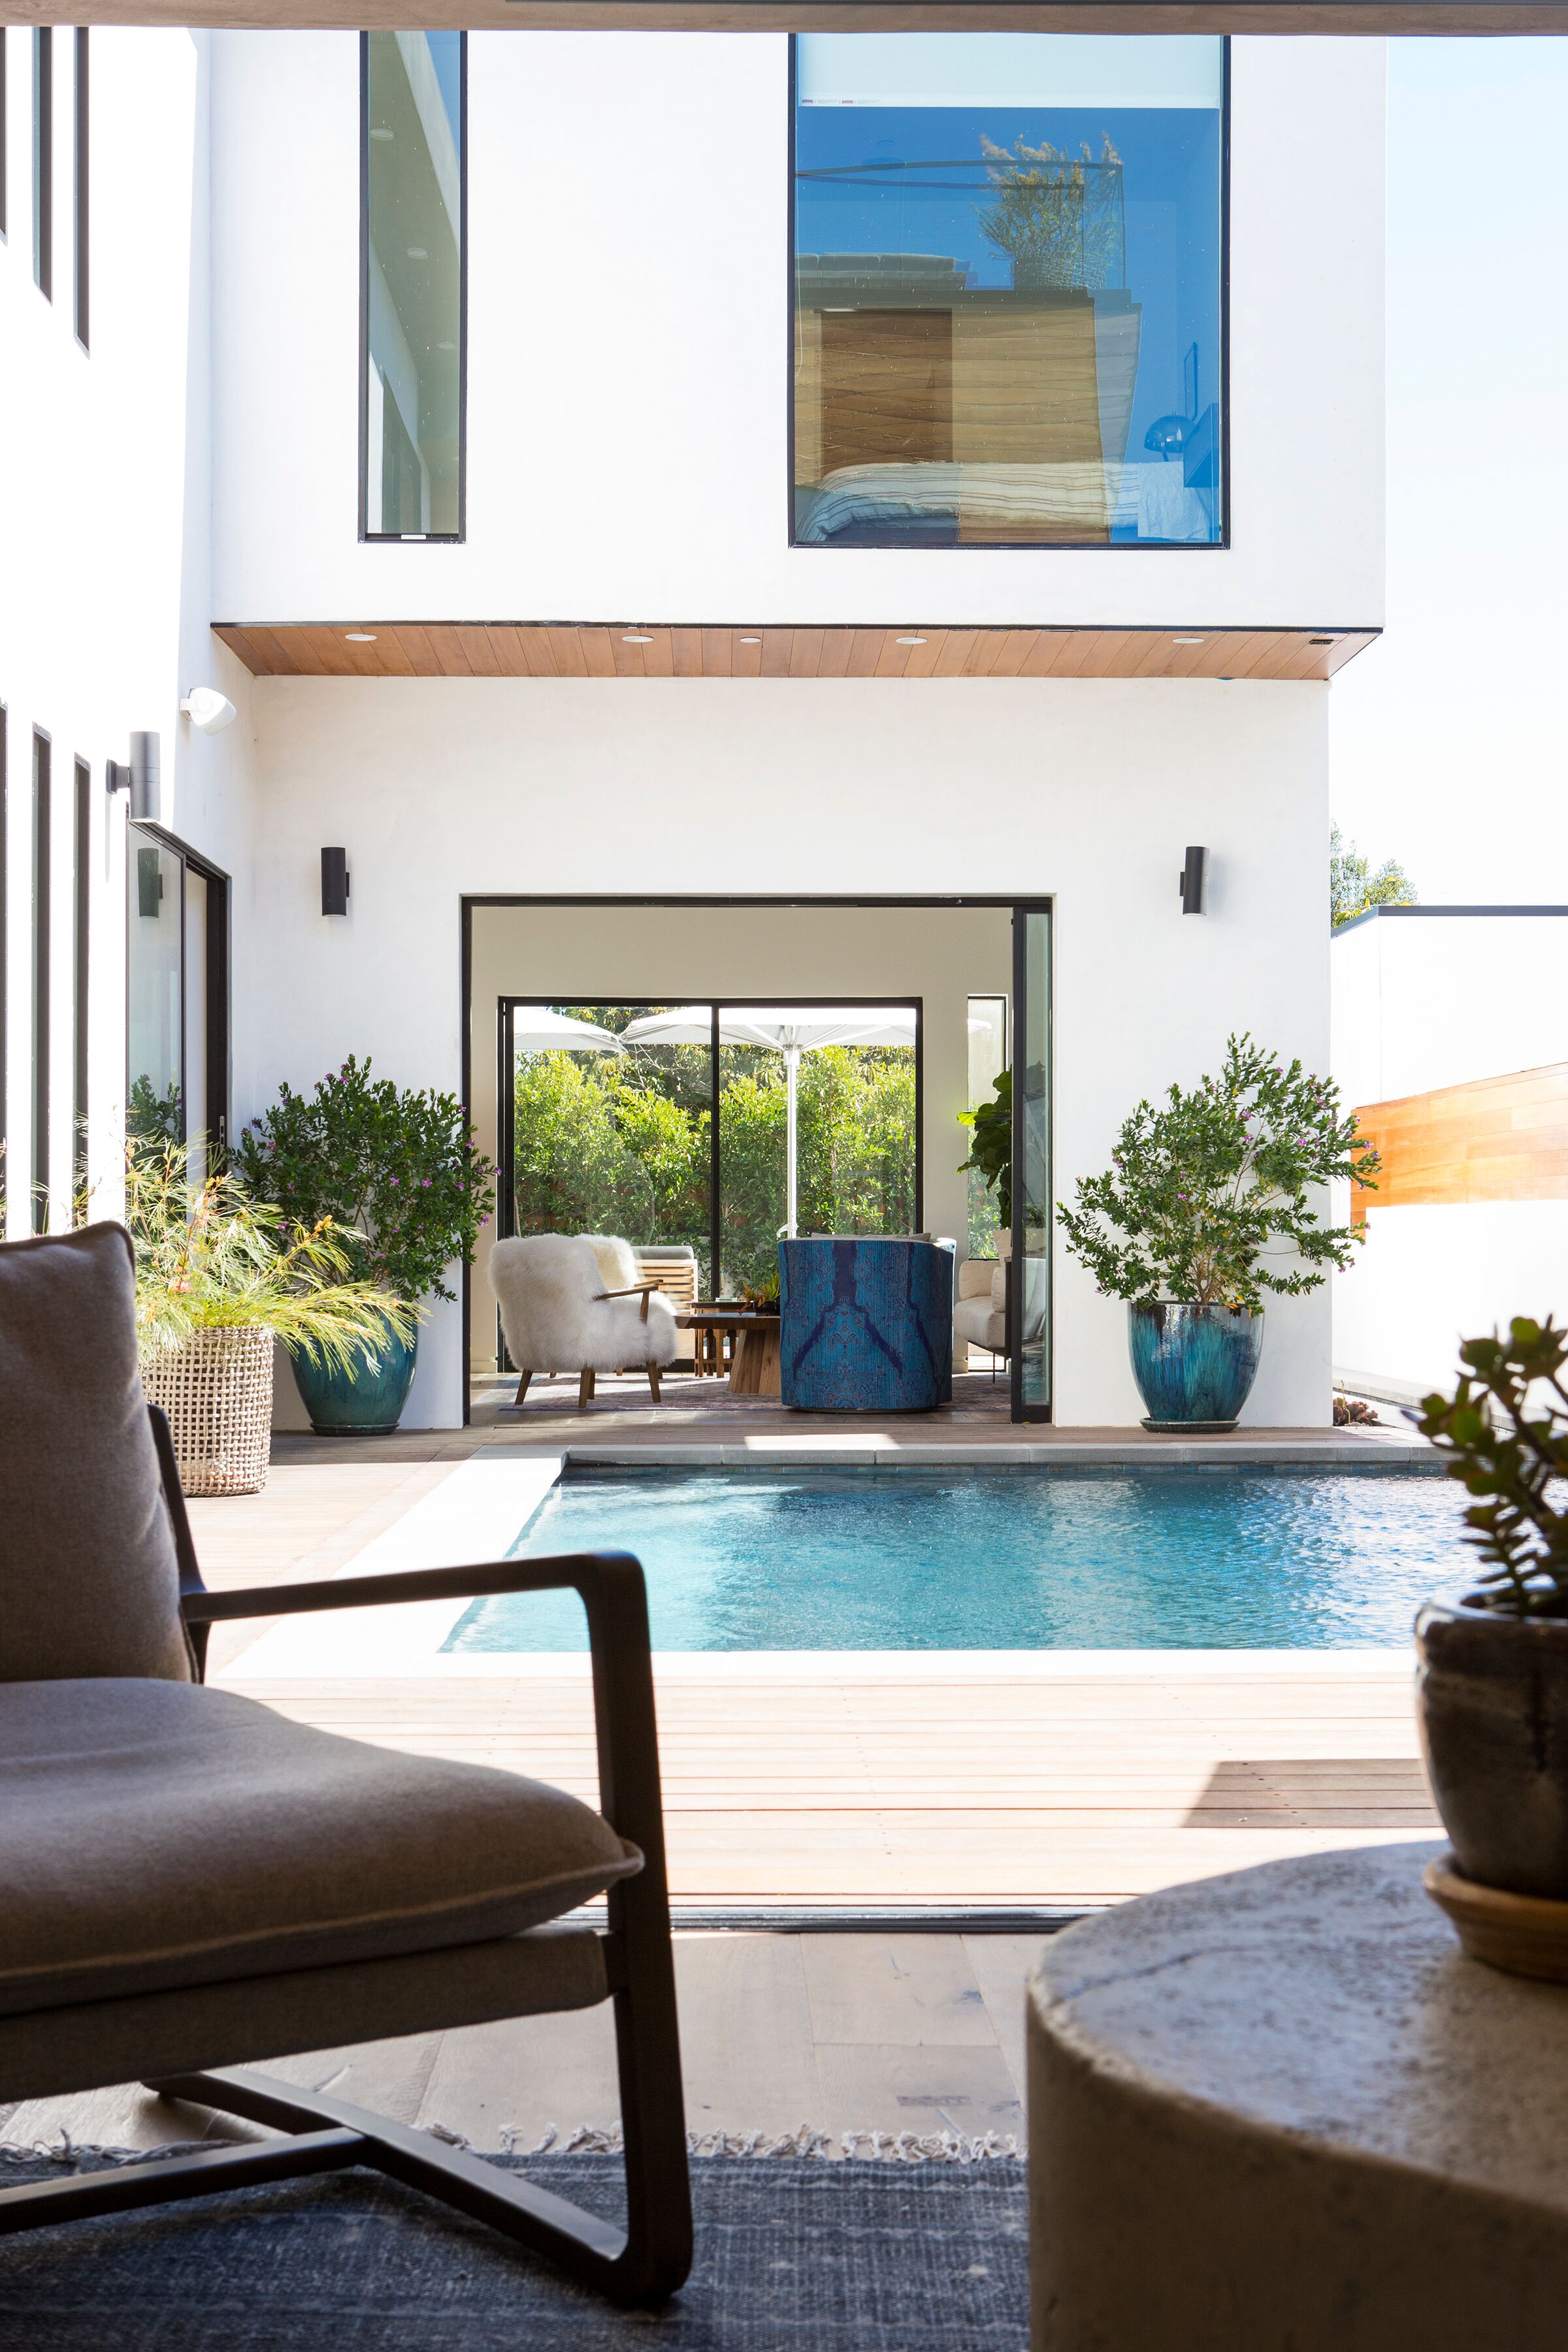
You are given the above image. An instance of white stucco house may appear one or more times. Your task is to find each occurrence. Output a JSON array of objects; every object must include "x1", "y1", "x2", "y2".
[{"x1": 1, "y1": 24, "x2": 1385, "y2": 1427}]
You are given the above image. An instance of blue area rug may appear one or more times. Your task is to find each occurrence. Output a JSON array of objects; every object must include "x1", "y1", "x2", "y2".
[{"x1": 0, "y1": 2153, "x2": 1027, "y2": 2350}]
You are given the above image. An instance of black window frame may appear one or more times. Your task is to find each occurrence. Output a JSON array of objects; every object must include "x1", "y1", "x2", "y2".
[
  {"x1": 124, "y1": 822, "x2": 232, "y2": 1162},
  {"x1": 785, "y1": 33, "x2": 1232, "y2": 555},
  {"x1": 33, "y1": 25, "x2": 51, "y2": 301},
  {"x1": 31, "y1": 729, "x2": 51, "y2": 1228},
  {"x1": 357, "y1": 27, "x2": 468, "y2": 545},
  {"x1": 73, "y1": 26, "x2": 88, "y2": 350}
]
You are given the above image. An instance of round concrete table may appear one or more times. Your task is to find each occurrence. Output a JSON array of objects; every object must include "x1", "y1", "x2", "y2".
[{"x1": 1028, "y1": 1842, "x2": 1568, "y2": 2349}]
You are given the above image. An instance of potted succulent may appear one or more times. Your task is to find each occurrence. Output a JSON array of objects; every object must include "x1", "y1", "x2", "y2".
[
  {"x1": 129, "y1": 1142, "x2": 414, "y2": 1494},
  {"x1": 1058, "y1": 1035, "x2": 1379, "y2": 1429},
  {"x1": 1415, "y1": 1318, "x2": 1568, "y2": 1900},
  {"x1": 234, "y1": 1057, "x2": 495, "y2": 1434}
]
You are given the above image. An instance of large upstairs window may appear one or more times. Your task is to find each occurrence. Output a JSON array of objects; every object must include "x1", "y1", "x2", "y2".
[
  {"x1": 792, "y1": 35, "x2": 1226, "y2": 549},
  {"x1": 361, "y1": 30, "x2": 465, "y2": 540}
]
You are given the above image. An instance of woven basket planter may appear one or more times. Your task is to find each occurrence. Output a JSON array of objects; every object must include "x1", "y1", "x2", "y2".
[{"x1": 140, "y1": 1323, "x2": 275, "y2": 1497}]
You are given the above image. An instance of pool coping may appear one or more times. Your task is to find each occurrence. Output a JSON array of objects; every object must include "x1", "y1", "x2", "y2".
[{"x1": 556, "y1": 1437, "x2": 1439, "y2": 1469}]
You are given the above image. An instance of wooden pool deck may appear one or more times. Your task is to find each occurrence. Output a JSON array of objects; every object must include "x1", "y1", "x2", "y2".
[{"x1": 197, "y1": 1406, "x2": 1440, "y2": 1914}]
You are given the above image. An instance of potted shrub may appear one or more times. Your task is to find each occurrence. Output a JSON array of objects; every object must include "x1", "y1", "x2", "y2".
[
  {"x1": 1415, "y1": 1318, "x2": 1568, "y2": 1901},
  {"x1": 1057, "y1": 1035, "x2": 1379, "y2": 1429},
  {"x1": 130, "y1": 1143, "x2": 414, "y2": 1494},
  {"x1": 235, "y1": 1056, "x2": 496, "y2": 1435}
]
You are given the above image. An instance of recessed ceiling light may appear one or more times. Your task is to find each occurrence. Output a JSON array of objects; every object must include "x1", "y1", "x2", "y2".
[
  {"x1": 344, "y1": 631, "x2": 377, "y2": 643},
  {"x1": 370, "y1": 126, "x2": 393, "y2": 141},
  {"x1": 739, "y1": 636, "x2": 762, "y2": 645},
  {"x1": 896, "y1": 636, "x2": 928, "y2": 646},
  {"x1": 622, "y1": 634, "x2": 653, "y2": 645},
  {"x1": 1172, "y1": 636, "x2": 1205, "y2": 645},
  {"x1": 406, "y1": 247, "x2": 428, "y2": 260},
  {"x1": 1309, "y1": 636, "x2": 1333, "y2": 645}
]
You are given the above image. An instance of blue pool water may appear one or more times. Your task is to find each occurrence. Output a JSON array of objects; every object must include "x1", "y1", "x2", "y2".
[{"x1": 442, "y1": 1463, "x2": 1473, "y2": 1653}]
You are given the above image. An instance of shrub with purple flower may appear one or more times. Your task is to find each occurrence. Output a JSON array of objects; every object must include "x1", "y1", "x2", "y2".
[{"x1": 234, "y1": 1055, "x2": 497, "y2": 1305}]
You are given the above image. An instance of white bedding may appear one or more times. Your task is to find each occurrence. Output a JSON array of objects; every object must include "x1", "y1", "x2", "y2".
[{"x1": 797, "y1": 460, "x2": 1212, "y2": 545}]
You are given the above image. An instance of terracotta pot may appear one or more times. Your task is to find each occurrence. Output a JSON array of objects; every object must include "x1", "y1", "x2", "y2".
[{"x1": 1416, "y1": 1596, "x2": 1568, "y2": 1897}]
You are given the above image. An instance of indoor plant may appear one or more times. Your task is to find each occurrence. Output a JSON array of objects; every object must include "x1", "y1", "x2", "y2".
[
  {"x1": 957, "y1": 1070, "x2": 1013, "y2": 1257},
  {"x1": 234, "y1": 1056, "x2": 495, "y2": 1433},
  {"x1": 1415, "y1": 1317, "x2": 1568, "y2": 1899},
  {"x1": 1058, "y1": 1035, "x2": 1379, "y2": 1429},
  {"x1": 129, "y1": 1141, "x2": 414, "y2": 1493}
]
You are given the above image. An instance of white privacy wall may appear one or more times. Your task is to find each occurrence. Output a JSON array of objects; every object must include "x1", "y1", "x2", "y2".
[
  {"x1": 239, "y1": 674, "x2": 1332, "y2": 1429},
  {"x1": 1331, "y1": 910, "x2": 1568, "y2": 1104},
  {"x1": 210, "y1": 30, "x2": 1384, "y2": 631},
  {"x1": 0, "y1": 27, "x2": 257, "y2": 1232}
]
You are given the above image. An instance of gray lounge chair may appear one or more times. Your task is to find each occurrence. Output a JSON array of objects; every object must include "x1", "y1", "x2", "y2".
[{"x1": 0, "y1": 1223, "x2": 691, "y2": 2304}]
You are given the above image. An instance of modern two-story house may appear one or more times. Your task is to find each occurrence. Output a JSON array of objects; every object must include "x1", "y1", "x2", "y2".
[{"x1": 1, "y1": 23, "x2": 1384, "y2": 1428}]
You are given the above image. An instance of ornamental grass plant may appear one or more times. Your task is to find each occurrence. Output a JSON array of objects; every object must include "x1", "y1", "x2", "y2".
[{"x1": 128, "y1": 1141, "x2": 416, "y2": 1370}]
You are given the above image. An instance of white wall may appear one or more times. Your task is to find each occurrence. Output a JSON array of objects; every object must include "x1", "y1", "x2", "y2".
[
  {"x1": 240, "y1": 673, "x2": 1332, "y2": 1429},
  {"x1": 211, "y1": 31, "x2": 1384, "y2": 632},
  {"x1": 1331, "y1": 909, "x2": 1568, "y2": 1104},
  {"x1": 0, "y1": 27, "x2": 257, "y2": 1233},
  {"x1": 1336, "y1": 1201, "x2": 1568, "y2": 1404}
]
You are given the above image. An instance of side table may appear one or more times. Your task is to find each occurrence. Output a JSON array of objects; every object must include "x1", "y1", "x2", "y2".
[{"x1": 1028, "y1": 1839, "x2": 1568, "y2": 2347}]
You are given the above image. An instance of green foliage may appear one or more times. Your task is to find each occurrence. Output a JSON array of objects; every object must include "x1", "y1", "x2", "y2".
[
  {"x1": 127, "y1": 1074, "x2": 183, "y2": 1155},
  {"x1": 1330, "y1": 822, "x2": 1418, "y2": 928},
  {"x1": 510, "y1": 1043, "x2": 916, "y2": 1296},
  {"x1": 1056, "y1": 1034, "x2": 1380, "y2": 1313},
  {"x1": 234, "y1": 1056, "x2": 496, "y2": 1305},
  {"x1": 127, "y1": 1141, "x2": 416, "y2": 1369},
  {"x1": 977, "y1": 133, "x2": 1123, "y2": 291},
  {"x1": 957, "y1": 1070, "x2": 1012, "y2": 1229},
  {"x1": 1417, "y1": 1318, "x2": 1568, "y2": 1618}
]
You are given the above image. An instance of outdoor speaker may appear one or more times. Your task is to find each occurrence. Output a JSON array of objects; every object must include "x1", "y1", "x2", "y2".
[
  {"x1": 1179, "y1": 846, "x2": 1208, "y2": 915},
  {"x1": 321, "y1": 846, "x2": 350, "y2": 916},
  {"x1": 129, "y1": 731, "x2": 161, "y2": 824}
]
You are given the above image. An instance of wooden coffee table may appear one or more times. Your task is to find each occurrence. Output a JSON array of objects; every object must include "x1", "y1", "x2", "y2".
[{"x1": 679, "y1": 1311, "x2": 781, "y2": 1397}]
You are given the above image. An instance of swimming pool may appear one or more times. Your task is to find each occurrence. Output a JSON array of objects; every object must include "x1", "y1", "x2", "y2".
[{"x1": 441, "y1": 1463, "x2": 1471, "y2": 1654}]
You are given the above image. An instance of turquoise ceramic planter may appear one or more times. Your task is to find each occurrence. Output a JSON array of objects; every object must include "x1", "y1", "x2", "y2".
[
  {"x1": 1128, "y1": 1303, "x2": 1263, "y2": 1432},
  {"x1": 291, "y1": 1330, "x2": 418, "y2": 1436}
]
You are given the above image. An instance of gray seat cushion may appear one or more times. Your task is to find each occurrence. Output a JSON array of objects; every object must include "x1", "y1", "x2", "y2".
[
  {"x1": 0, "y1": 1679, "x2": 642, "y2": 2016},
  {"x1": 0, "y1": 1224, "x2": 190, "y2": 1684}
]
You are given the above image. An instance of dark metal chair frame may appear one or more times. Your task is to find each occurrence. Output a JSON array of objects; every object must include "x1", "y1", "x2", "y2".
[{"x1": 0, "y1": 1409, "x2": 693, "y2": 2306}]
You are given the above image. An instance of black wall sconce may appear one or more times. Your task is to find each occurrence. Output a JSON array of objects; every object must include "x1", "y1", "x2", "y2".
[
  {"x1": 105, "y1": 730, "x2": 161, "y2": 823},
  {"x1": 1179, "y1": 845, "x2": 1208, "y2": 914},
  {"x1": 321, "y1": 847, "x2": 351, "y2": 917}
]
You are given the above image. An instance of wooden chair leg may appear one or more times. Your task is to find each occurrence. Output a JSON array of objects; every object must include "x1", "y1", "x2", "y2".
[
  {"x1": 578, "y1": 1368, "x2": 596, "y2": 1410},
  {"x1": 513, "y1": 1369, "x2": 532, "y2": 1407},
  {"x1": 647, "y1": 1365, "x2": 662, "y2": 1403}
]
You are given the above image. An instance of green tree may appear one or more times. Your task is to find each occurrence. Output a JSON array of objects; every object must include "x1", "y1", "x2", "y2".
[{"x1": 1331, "y1": 823, "x2": 1417, "y2": 928}]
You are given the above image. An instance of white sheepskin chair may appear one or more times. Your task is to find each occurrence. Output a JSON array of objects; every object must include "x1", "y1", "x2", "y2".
[{"x1": 488, "y1": 1233, "x2": 679, "y2": 1411}]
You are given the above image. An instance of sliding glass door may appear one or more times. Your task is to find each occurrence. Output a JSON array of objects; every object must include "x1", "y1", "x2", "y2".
[
  {"x1": 1011, "y1": 906, "x2": 1052, "y2": 1420},
  {"x1": 126, "y1": 826, "x2": 229, "y2": 1169}
]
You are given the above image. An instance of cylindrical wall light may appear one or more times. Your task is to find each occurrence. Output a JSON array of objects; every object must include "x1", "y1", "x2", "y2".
[
  {"x1": 1179, "y1": 846, "x2": 1208, "y2": 915},
  {"x1": 321, "y1": 847, "x2": 351, "y2": 917},
  {"x1": 129, "y1": 732, "x2": 161, "y2": 824}
]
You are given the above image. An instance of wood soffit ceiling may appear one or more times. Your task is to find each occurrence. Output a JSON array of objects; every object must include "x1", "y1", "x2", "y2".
[
  {"x1": 14, "y1": 5, "x2": 1568, "y2": 33},
  {"x1": 214, "y1": 622, "x2": 1378, "y2": 683}
]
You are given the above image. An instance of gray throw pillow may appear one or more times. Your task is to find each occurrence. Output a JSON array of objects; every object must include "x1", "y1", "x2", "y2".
[{"x1": 0, "y1": 1224, "x2": 191, "y2": 1684}]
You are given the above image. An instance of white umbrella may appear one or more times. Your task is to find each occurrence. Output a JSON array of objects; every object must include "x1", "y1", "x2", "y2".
[
  {"x1": 511, "y1": 1007, "x2": 624, "y2": 1054},
  {"x1": 619, "y1": 1005, "x2": 917, "y2": 1237}
]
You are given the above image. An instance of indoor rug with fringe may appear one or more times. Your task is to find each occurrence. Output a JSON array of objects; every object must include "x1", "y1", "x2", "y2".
[{"x1": 0, "y1": 2145, "x2": 1027, "y2": 2351}]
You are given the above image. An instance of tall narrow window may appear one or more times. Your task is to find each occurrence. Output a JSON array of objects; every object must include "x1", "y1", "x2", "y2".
[
  {"x1": 792, "y1": 35, "x2": 1226, "y2": 548},
  {"x1": 73, "y1": 759, "x2": 90, "y2": 1200},
  {"x1": 32, "y1": 732, "x2": 51, "y2": 1230},
  {"x1": 2, "y1": 33, "x2": 9, "y2": 243},
  {"x1": 33, "y1": 26, "x2": 51, "y2": 301},
  {"x1": 361, "y1": 30, "x2": 465, "y2": 539},
  {"x1": 73, "y1": 28, "x2": 88, "y2": 348}
]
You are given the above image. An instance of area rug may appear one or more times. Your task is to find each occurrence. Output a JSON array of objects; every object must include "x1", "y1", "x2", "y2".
[{"x1": 0, "y1": 2149, "x2": 1027, "y2": 2351}]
